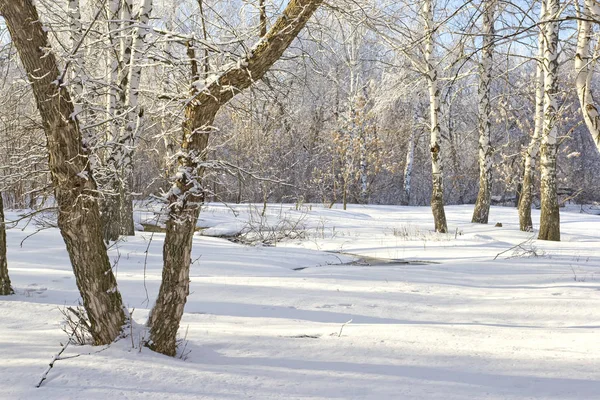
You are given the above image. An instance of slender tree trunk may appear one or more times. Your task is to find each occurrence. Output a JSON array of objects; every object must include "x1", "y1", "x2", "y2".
[
  {"x1": 147, "y1": 0, "x2": 323, "y2": 356},
  {"x1": 102, "y1": 0, "x2": 126, "y2": 242},
  {"x1": 423, "y1": 0, "x2": 447, "y2": 233},
  {"x1": 342, "y1": 174, "x2": 348, "y2": 210},
  {"x1": 102, "y1": 0, "x2": 152, "y2": 241},
  {"x1": 446, "y1": 92, "x2": 464, "y2": 205},
  {"x1": 68, "y1": 0, "x2": 84, "y2": 118},
  {"x1": 472, "y1": 0, "x2": 496, "y2": 223},
  {"x1": 1, "y1": 0, "x2": 126, "y2": 343},
  {"x1": 538, "y1": 0, "x2": 560, "y2": 241},
  {"x1": 259, "y1": 0, "x2": 267, "y2": 37},
  {"x1": 359, "y1": 133, "x2": 368, "y2": 204},
  {"x1": 575, "y1": 0, "x2": 600, "y2": 154},
  {"x1": 519, "y1": 1, "x2": 546, "y2": 232},
  {"x1": 403, "y1": 128, "x2": 416, "y2": 205},
  {"x1": 0, "y1": 194, "x2": 13, "y2": 296},
  {"x1": 119, "y1": 0, "x2": 153, "y2": 237}
]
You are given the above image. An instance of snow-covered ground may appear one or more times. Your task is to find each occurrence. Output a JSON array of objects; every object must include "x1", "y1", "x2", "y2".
[{"x1": 2, "y1": 204, "x2": 599, "y2": 399}]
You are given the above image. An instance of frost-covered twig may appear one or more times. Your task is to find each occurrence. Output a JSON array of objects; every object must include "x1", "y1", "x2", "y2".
[{"x1": 36, "y1": 339, "x2": 73, "y2": 388}]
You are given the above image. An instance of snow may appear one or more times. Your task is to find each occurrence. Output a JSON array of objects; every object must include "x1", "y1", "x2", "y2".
[{"x1": 1, "y1": 204, "x2": 600, "y2": 399}]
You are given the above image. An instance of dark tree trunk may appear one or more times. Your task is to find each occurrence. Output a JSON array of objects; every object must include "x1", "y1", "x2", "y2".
[
  {"x1": 147, "y1": 0, "x2": 324, "y2": 356},
  {"x1": 0, "y1": 194, "x2": 13, "y2": 296},
  {"x1": 519, "y1": 170, "x2": 536, "y2": 231},
  {"x1": 1, "y1": 0, "x2": 126, "y2": 344}
]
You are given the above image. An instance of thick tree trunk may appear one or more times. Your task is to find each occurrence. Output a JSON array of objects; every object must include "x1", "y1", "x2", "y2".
[
  {"x1": 575, "y1": 0, "x2": 600, "y2": 154},
  {"x1": 519, "y1": 1, "x2": 546, "y2": 232},
  {"x1": 1, "y1": 0, "x2": 126, "y2": 343},
  {"x1": 147, "y1": 0, "x2": 324, "y2": 356},
  {"x1": 0, "y1": 194, "x2": 13, "y2": 296},
  {"x1": 472, "y1": 0, "x2": 496, "y2": 224},
  {"x1": 423, "y1": 0, "x2": 447, "y2": 233},
  {"x1": 538, "y1": 0, "x2": 560, "y2": 241}
]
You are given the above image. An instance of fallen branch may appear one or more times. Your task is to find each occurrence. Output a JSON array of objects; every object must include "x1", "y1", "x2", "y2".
[
  {"x1": 493, "y1": 236, "x2": 537, "y2": 260},
  {"x1": 36, "y1": 336, "x2": 74, "y2": 388}
]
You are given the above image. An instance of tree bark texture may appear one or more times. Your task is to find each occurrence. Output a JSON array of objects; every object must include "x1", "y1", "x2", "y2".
[
  {"x1": 147, "y1": 0, "x2": 324, "y2": 356},
  {"x1": 0, "y1": 194, "x2": 13, "y2": 296},
  {"x1": 0, "y1": 0, "x2": 126, "y2": 343},
  {"x1": 422, "y1": 0, "x2": 448, "y2": 233},
  {"x1": 472, "y1": 0, "x2": 496, "y2": 224},
  {"x1": 538, "y1": 0, "x2": 560, "y2": 241}
]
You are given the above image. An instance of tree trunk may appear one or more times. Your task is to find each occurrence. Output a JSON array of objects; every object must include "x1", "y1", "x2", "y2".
[
  {"x1": 403, "y1": 128, "x2": 416, "y2": 205},
  {"x1": 147, "y1": 0, "x2": 324, "y2": 356},
  {"x1": 538, "y1": 0, "x2": 560, "y2": 241},
  {"x1": 118, "y1": 0, "x2": 153, "y2": 237},
  {"x1": 102, "y1": 0, "x2": 152, "y2": 241},
  {"x1": 259, "y1": 0, "x2": 267, "y2": 37},
  {"x1": 519, "y1": 0, "x2": 546, "y2": 232},
  {"x1": 575, "y1": 0, "x2": 600, "y2": 154},
  {"x1": 1, "y1": 0, "x2": 126, "y2": 343},
  {"x1": 423, "y1": 0, "x2": 448, "y2": 233},
  {"x1": 472, "y1": 0, "x2": 496, "y2": 224},
  {"x1": 0, "y1": 194, "x2": 13, "y2": 296},
  {"x1": 68, "y1": 0, "x2": 84, "y2": 118}
]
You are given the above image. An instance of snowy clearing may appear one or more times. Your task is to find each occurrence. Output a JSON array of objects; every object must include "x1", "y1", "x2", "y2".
[{"x1": 1, "y1": 204, "x2": 599, "y2": 399}]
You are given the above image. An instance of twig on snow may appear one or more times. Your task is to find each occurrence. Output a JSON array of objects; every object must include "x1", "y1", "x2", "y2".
[{"x1": 338, "y1": 319, "x2": 352, "y2": 338}]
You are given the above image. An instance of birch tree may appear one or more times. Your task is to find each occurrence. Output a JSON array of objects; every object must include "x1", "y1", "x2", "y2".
[
  {"x1": 422, "y1": 0, "x2": 447, "y2": 233},
  {"x1": 147, "y1": 0, "x2": 324, "y2": 356},
  {"x1": 102, "y1": 0, "x2": 153, "y2": 242},
  {"x1": 575, "y1": 0, "x2": 600, "y2": 154},
  {"x1": 472, "y1": 0, "x2": 497, "y2": 224},
  {"x1": 68, "y1": 0, "x2": 84, "y2": 118},
  {"x1": 403, "y1": 124, "x2": 417, "y2": 203},
  {"x1": 0, "y1": 0, "x2": 126, "y2": 343},
  {"x1": 519, "y1": 0, "x2": 546, "y2": 232},
  {"x1": 538, "y1": 0, "x2": 561, "y2": 241}
]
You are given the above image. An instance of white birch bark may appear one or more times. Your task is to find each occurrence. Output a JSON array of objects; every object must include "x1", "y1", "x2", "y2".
[
  {"x1": 102, "y1": 0, "x2": 152, "y2": 241},
  {"x1": 519, "y1": 0, "x2": 546, "y2": 232},
  {"x1": 119, "y1": 0, "x2": 153, "y2": 235},
  {"x1": 538, "y1": 0, "x2": 561, "y2": 241},
  {"x1": 359, "y1": 129, "x2": 368, "y2": 203},
  {"x1": 575, "y1": 0, "x2": 600, "y2": 154},
  {"x1": 472, "y1": 0, "x2": 496, "y2": 224},
  {"x1": 403, "y1": 128, "x2": 415, "y2": 204},
  {"x1": 101, "y1": 0, "x2": 124, "y2": 242},
  {"x1": 106, "y1": 0, "x2": 120, "y2": 137},
  {"x1": 422, "y1": 0, "x2": 447, "y2": 233},
  {"x1": 68, "y1": 0, "x2": 84, "y2": 119}
]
